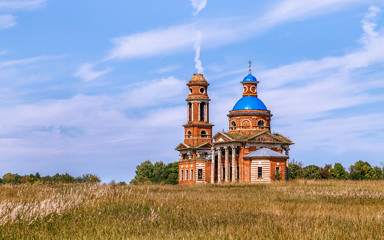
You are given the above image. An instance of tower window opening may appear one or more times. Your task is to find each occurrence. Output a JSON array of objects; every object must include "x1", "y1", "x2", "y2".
[
  {"x1": 200, "y1": 102, "x2": 206, "y2": 121},
  {"x1": 189, "y1": 88, "x2": 193, "y2": 94},
  {"x1": 199, "y1": 87, "x2": 205, "y2": 93},
  {"x1": 250, "y1": 85, "x2": 256, "y2": 93},
  {"x1": 231, "y1": 121, "x2": 236, "y2": 127},
  {"x1": 257, "y1": 120, "x2": 265, "y2": 126},
  {"x1": 187, "y1": 130, "x2": 192, "y2": 138},
  {"x1": 188, "y1": 102, "x2": 192, "y2": 121},
  {"x1": 201, "y1": 130, "x2": 207, "y2": 138}
]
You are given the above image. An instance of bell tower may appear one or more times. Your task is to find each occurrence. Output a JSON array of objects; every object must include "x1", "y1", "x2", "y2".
[{"x1": 184, "y1": 74, "x2": 213, "y2": 146}]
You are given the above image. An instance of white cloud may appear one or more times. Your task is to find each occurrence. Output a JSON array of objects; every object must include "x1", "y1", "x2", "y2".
[
  {"x1": 152, "y1": 65, "x2": 180, "y2": 74},
  {"x1": 361, "y1": 5, "x2": 381, "y2": 41},
  {"x1": 262, "y1": 0, "x2": 368, "y2": 25},
  {"x1": 194, "y1": 31, "x2": 203, "y2": 74},
  {"x1": 74, "y1": 63, "x2": 112, "y2": 81},
  {"x1": 0, "y1": 14, "x2": 16, "y2": 29},
  {"x1": 190, "y1": 0, "x2": 207, "y2": 16},
  {"x1": 106, "y1": 24, "x2": 196, "y2": 60},
  {"x1": 0, "y1": 0, "x2": 45, "y2": 11},
  {"x1": 105, "y1": 0, "x2": 369, "y2": 62}
]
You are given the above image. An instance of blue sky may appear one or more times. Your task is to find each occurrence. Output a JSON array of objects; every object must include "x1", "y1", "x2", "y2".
[{"x1": 0, "y1": 0, "x2": 384, "y2": 182}]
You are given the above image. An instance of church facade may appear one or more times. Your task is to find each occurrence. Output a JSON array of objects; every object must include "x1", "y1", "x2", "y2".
[{"x1": 175, "y1": 63, "x2": 293, "y2": 184}]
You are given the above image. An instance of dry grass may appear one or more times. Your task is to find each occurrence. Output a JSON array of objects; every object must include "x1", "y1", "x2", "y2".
[{"x1": 1, "y1": 180, "x2": 384, "y2": 239}]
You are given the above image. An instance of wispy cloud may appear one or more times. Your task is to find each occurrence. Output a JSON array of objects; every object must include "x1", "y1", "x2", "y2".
[
  {"x1": 190, "y1": 0, "x2": 207, "y2": 16},
  {"x1": 0, "y1": 14, "x2": 16, "y2": 29},
  {"x1": 74, "y1": 63, "x2": 112, "y2": 81},
  {"x1": 361, "y1": 5, "x2": 381, "y2": 41},
  {"x1": 105, "y1": 0, "x2": 369, "y2": 62},
  {"x1": 152, "y1": 65, "x2": 180, "y2": 74},
  {"x1": 262, "y1": 0, "x2": 368, "y2": 25},
  {"x1": 0, "y1": 0, "x2": 46, "y2": 11},
  {"x1": 106, "y1": 24, "x2": 196, "y2": 60}
]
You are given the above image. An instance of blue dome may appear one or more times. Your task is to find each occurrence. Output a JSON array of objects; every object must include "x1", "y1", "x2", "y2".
[
  {"x1": 232, "y1": 96, "x2": 267, "y2": 111},
  {"x1": 242, "y1": 74, "x2": 257, "y2": 82}
]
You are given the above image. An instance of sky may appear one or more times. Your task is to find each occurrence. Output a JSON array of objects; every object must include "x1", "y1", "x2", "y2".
[{"x1": 0, "y1": 0, "x2": 384, "y2": 182}]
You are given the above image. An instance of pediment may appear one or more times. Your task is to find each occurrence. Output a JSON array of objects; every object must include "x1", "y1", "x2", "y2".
[
  {"x1": 213, "y1": 132, "x2": 233, "y2": 143},
  {"x1": 247, "y1": 132, "x2": 284, "y2": 143},
  {"x1": 175, "y1": 143, "x2": 190, "y2": 151},
  {"x1": 197, "y1": 142, "x2": 213, "y2": 148}
]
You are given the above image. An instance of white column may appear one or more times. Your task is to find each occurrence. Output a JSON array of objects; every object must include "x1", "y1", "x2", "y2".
[
  {"x1": 224, "y1": 147, "x2": 229, "y2": 183},
  {"x1": 231, "y1": 146, "x2": 236, "y2": 182},
  {"x1": 179, "y1": 153, "x2": 183, "y2": 161},
  {"x1": 217, "y1": 147, "x2": 222, "y2": 183},
  {"x1": 211, "y1": 147, "x2": 215, "y2": 183}
]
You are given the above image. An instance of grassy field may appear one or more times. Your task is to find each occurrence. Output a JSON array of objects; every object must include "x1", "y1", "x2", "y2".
[{"x1": 1, "y1": 181, "x2": 384, "y2": 239}]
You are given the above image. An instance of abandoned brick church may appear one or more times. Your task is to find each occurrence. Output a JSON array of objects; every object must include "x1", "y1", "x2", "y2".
[{"x1": 175, "y1": 62, "x2": 294, "y2": 184}]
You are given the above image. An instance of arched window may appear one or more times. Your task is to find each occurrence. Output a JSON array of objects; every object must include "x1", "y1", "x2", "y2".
[
  {"x1": 250, "y1": 85, "x2": 256, "y2": 93},
  {"x1": 242, "y1": 119, "x2": 251, "y2": 128},
  {"x1": 199, "y1": 87, "x2": 205, "y2": 93},
  {"x1": 200, "y1": 102, "x2": 206, "y2": 121},
  {"x1": 186, "y1": 170, "x2": 189, "y2": 181},
  {"x1": 181, "y1": 170, "x2": 184, "y2": 181},
  {"x1": 201, "y1": 130, "x2": 207, "y2": 138},
  {"x1": 187, "y1": 130, "x2": 192, "y2": 138},
  {"x1": 257, "y1": 120, "x2": 265, "y2": 126},
  {"x1": 190, "y1": 169, "x2": 194, "y2": 180},
  {"x1": 231, "y1": 121, "x2": 236, "y2": 126}
]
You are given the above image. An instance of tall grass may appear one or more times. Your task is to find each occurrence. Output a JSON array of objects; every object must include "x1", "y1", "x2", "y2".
[{"x1": 1, "y1": 181, "x2": 384, "y2": 239}]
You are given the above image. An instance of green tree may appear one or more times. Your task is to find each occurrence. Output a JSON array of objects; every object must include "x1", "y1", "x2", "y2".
[
  {"x1": 349, "y1": 160, "x2": 374, "y2": 180},
  {"x1": 372, "y1": 166, "x2": 383, "y2": 179},
  {"x1": 130, "y1": 160, "x2": 179, "y2": 185},
  {"x1": 333, "y1": 163, "x2": 346, "y2": 179},
  {"x1": 163, "y1": 162, "x2": 179, "y2": 184},
  {"x1": 151, "y1": 161, "x2": 167, "y2": 183},
  {"x1": 303, "y1": 165, "x2": 321, "y2": 179},
  {"x1": 130, "y1": 160, "x2": 154, "y2": 184},
  {"x1": 288, "y1": 164, "x2": 303, "y2": 179},
  {"x1": 2, "y1": 173, "x2": 21, "y2": 184}
]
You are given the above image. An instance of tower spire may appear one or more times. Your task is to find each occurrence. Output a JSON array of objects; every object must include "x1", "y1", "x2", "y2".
[{"x1": 248, "y1": 60, "x2": 252, "y2": 74}]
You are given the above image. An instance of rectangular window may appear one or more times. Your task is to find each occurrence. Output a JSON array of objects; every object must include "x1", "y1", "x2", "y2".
[
  {"x1": 198, "y1": 169, "x2": 203, "y2": 180},
  {"x1": 258, "y1": 167, "x2": 263, "y2": 178},
  {"x1": 222, "y1": 167, "x2": 225, "y2": 180},
  {"x1": 186, "y1": 170, "x2": 189, "y2": 181},
  {"x1": 181, "y1": 170, "x2": 184, "y2": 181},
  {"x1": 237, "y1": 166, "x2": 239, "y2": 179},
  {"x1": 191, "y1": 169, "x2": 194, "y2": 180},
  {"x1": 276, "y1": 166, "x2": 281, "y2": 174}
]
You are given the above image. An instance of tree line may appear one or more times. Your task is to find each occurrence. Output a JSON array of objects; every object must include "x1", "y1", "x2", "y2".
[
  {"x1": 289, "y1": 160, "x2": 384, "y2": 180},
  {"x1": 131, "y1": 160, "x2": 384, "y2": 184},
  {"x1": 0, "y1": 172, "x2": 101, "y2": 185}
]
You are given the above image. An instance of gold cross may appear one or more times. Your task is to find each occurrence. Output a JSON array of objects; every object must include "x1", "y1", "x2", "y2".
[{"x1": 248, "y1": 60, "x2": 252, "y2": 74}]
